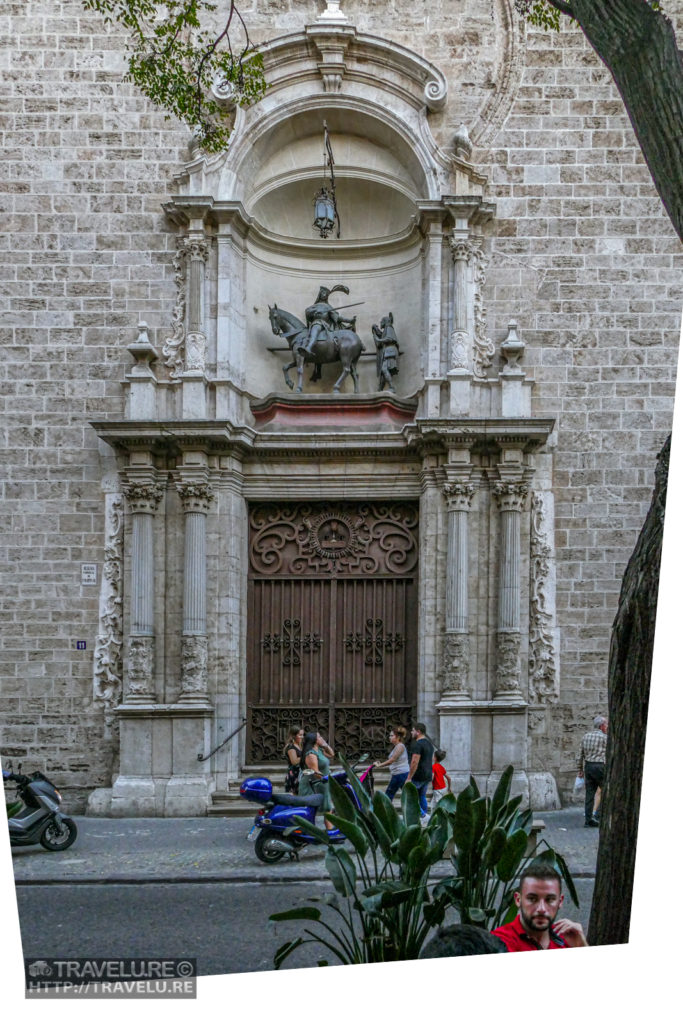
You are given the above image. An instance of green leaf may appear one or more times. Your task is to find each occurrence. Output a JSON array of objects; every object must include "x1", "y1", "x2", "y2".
[
  {"x1": 290, "y1": 814, "x2": 330, "y2": 843},
  {"x1": 483, "y1": 825, "x2": 508, "y2": 868},
  {"x1": 273, "y1": 936, "x2": 304, "y2": 969},
  {"x1": 397, "y1": 823, "x2": 422, "y2": 861},
  {"x1": 325, "y1": 846, "x2": 357, "y2": 897},
  {"x1": 329, "y1": 774, "x2": 361, "y2": 824},
  {"x1": 401, "y1": 781, "x2": 421, "y2": 827},
  {"x1": 337, "y1": 753, "x2": 372, "y2": 813},
  {"x1": 452, "y1": 786, "x2": 475, "y2": 853},
  {"x1": 495, "y1": 828, "x2": 529, "y2": 882},
  {"x1": 489, "y1": 765, "x2": 514, "y2": 824},
  {"x1": 324, "y1": 812, "x2": 368, "y2": 858},
  {"x1": 466, "y1": 906, "x2": 488, "y2": 923},
  {"x1": 270, "y1": 906, "x2": 322, "y2": 922},
  {"x1": 372, "y1": 789, "x2": 403, "y2": 841}
]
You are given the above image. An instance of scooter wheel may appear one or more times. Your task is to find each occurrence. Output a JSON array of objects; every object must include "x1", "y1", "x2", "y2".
[
  {"x1": 254, "y1": 830, "x2": 286, "y2": 864},
  {"x1": 39, "y1": 817, "x2": 78, "y2": 852}
]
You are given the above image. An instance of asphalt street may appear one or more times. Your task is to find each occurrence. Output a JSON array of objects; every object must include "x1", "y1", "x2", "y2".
[
  {"x1": 14, "y1": 876, "x2": 596, "y2": 976},
  {"x1": 7, "y1": 805, "x2": 599, "y2": 974}
]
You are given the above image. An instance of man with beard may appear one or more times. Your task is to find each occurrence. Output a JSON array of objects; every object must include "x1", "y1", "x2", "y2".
[{"x1": 491, "y1": 863, "x2": 588, "y2": 951}]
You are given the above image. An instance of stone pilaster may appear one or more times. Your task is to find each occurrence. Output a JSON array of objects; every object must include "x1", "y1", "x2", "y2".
[
  {"x1": 123, "y1": 481, "x2": 164, "y2": 703},
  {"x1": 447, "y1": 236, "x2": 474, "y2": 416},
  {"x1": 181, "y1": 235, "x2": 210, "y2": 418},
  {"x1": 441, "y1": 480, "x2": 475, "y2": 699},
  {"x1": 177, "y1": 481, "x2": 214, "y2": 703},
  {"x1": 493, "y1": 481, "x2": 528, "y2": 701}
]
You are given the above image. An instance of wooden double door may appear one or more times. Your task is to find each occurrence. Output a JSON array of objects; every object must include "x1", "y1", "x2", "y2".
[{"x1": 246, "y1": 501, "x2": 418, "y2": 762}]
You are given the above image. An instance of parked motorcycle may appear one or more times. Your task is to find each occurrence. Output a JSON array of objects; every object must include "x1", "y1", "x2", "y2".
[
  {"x1": 240, "y1": 757, "x2": 374, "y2": 864},
  {"x1": 3, "y1": 769, "x2": 78, "y2": 851}
]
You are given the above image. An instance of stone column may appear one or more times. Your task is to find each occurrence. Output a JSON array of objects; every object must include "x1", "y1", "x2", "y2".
[
  {"x1": 177, "y1": 481, "x2": 214, "y2": 703},
  {"x1": 493, "y1": 481, "x2": 528, "y2": 701},
  {"x1": 442, "y1": 480, "x2": 475, "y2": 699},
  {"x1": 123, "y1": 482, "x2": 164, "y2": 703},
  {"x1": 447, "y1": 237, "x2": 473, "y2": 416},
  {"x1": 182, "y1": 235, "x2": 210, "y2": 419}
]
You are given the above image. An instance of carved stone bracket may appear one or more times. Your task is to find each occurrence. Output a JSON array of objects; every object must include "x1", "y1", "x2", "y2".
[
  {"x1": 450, "y1": 330, "x2": 469, "y2": 371},
  {"x1": 177, "y1": 481, "x2": 214, "y2": 514},
  {"x1": 93, "y1": 493, "x2": 124, "y2": 732},
  {"x1": 442, "y1": 632, "x2": 471, "y2": 698},
  {"x1": 495, "y1": 630, "x2": 523, "y2": 699},
  {"x1": 529, "y1": 493, "x2": 559, "y2": 703},
  {"x1": 126, "y1": 635, "x2": 156, "y2": 702},
  {"x1": 123, "y1": 482, "x2": 164, "y2": 515},
  {"x1": 180, "y1": 634, "x2": 209, "y2": 702},
  {"x1": 185, "y1": 332, "x2": 207, "y2": 374},
  {"x1": 493, "y1": 481, "x2": 529, "y2": 514}
]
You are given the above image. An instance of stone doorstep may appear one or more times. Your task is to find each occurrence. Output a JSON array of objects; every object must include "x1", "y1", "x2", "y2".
[{"x1": 209, "y1": 765, "x2": 393, "y2": 817}]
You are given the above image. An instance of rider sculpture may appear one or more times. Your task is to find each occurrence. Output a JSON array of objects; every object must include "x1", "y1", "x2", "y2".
[{"x1": 301, "y1": 284, "x2": 357, "y2": 356}]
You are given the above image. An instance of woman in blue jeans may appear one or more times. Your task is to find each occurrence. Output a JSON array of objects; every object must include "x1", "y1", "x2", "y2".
[{"x1": 374, "y1": 726, "x2": 410, "y2": 801}]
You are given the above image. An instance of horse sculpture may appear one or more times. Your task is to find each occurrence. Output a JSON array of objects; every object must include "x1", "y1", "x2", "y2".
[{"x1": 268, "y1": 304, "x2": 365, "y2": 394}]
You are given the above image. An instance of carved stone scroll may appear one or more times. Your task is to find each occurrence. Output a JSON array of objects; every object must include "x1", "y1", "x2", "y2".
[
  {"x1": 529, "y1": 492, "x2": 559, "y2": 703},
  {"x1": 162, "y1": 238, "x2": 187, "y2": 381},
  {"x1": 93, "y1": 493, "x2": 124, "y2": 731},
  {"x1": 471, "y1": 241, "x2": 495, "y2": 379}
]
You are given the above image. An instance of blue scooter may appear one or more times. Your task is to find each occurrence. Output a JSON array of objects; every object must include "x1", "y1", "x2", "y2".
[{"x1": 240, "y1": 758, "x2": 373, "y2": 864}]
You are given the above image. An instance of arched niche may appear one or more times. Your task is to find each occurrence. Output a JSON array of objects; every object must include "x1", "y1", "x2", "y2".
[{"x1": 165, "y1": 21, "x2": 490, "y2": 408}]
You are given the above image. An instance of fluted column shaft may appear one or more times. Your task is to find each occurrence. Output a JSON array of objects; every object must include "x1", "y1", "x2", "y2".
[
  {"x1": 177, "y1": 482, "x2": 214, "y2": 703},
  {"x1": 498, "y1": 503, "x2": 521, "y2": 630},
  {"x1": 124, "y1": 482, "x2": 163, "y2": 702},
  {"x1": 493, "y1": 481, "x2": 528, "y2": 700},
  {"x1": 183, "y1": 511, "x2": 207, "y2": 634},
  {"x1": 131, "y1": 512, "x2": 155, "y2": 635},
  {"x1": 442, "y1": 482, "x2": 475, "y2": 700}
]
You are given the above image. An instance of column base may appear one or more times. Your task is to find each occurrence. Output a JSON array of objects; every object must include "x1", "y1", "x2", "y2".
[{"x1": 527, "y1": 771, "x2": 561, "y2": 811}]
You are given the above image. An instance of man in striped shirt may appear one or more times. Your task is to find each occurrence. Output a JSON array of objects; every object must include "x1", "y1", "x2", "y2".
[{"x1": 577, "y1": 715, "x2": 608, "y2": 828}]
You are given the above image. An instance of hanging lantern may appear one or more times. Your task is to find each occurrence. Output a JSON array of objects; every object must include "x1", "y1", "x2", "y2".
[
  {"x1": 313, "y1": 186, "x2": 336, "y2": 238},
  {"x1": 312, "y1": 121, "x2": 341, "y2": 239}
]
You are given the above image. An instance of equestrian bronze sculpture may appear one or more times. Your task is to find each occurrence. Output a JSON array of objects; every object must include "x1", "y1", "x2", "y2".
[{"x1": 268, "y1": 284, "x2": 365, "y2": 393}]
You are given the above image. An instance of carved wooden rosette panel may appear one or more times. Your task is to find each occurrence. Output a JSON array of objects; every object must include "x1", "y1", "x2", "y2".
[{"x1": 247, "y1": 502, "x2": 418, "y2": 762}]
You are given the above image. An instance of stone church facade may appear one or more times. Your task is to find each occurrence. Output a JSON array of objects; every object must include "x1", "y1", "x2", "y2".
[{"x1": 1, "y1": 0, "x2": 680, "y2": 814}]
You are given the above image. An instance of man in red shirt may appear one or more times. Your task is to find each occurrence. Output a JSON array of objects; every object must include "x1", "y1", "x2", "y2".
[{"x1": 491, "y1": 863, "x2": 588, "y2": 951}]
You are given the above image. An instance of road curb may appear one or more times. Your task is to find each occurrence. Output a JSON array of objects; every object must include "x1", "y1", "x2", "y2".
[{"x1": 13, "y1": 869, "x2": 597, "y2": 886}]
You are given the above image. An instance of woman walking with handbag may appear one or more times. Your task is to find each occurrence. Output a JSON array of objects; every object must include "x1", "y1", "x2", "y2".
[{"x1": 283, "y1": 726, "x2": 304, "y2": 793}]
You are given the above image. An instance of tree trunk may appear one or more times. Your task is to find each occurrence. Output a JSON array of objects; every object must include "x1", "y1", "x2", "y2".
[
  {"x1": 587, "y1": 435, "x2": 669, "y2": 946},
  {"x1": 548, "y1": 0, "x2": 683, "y2": 242}
]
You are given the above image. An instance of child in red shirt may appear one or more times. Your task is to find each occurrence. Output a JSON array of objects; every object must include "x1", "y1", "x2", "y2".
[{"x1": 431, "y1": 748, "x2": 451, "y2": 811}]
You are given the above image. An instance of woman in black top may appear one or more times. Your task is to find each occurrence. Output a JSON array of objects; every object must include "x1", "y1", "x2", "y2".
[{"x1": 283, "y1": 726, "x2": 304, "y2": 793}]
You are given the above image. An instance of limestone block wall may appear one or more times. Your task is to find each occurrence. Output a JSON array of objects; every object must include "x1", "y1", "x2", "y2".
[{"x1": 0, "y1": 0, "x2": 680, "y2": 808}]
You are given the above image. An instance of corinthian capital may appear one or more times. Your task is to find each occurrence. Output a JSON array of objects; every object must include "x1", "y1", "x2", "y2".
[
  {"x1": 449, "y1": 236, "x2": 475, "y2": 263},
  {"x1": 177, "y1": 481, "x2": 214, "y2": 514},
  {"x1": 493, "y1": 481, "x2": 528, "y2": 513},
  {"x1": 123, "y1": 482, "x2": 164, "y2": 514},
  {"x1": 180, "y1": 237, "x2": 210, "y2": 263},
  {"x1": 443, "y1": 481, "x2": 475, "y2": 511}
]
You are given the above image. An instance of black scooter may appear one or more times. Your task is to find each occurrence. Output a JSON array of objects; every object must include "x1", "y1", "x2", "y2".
[{"x1": 3, "y1": 768, "x2": 78, "y2": 851}]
